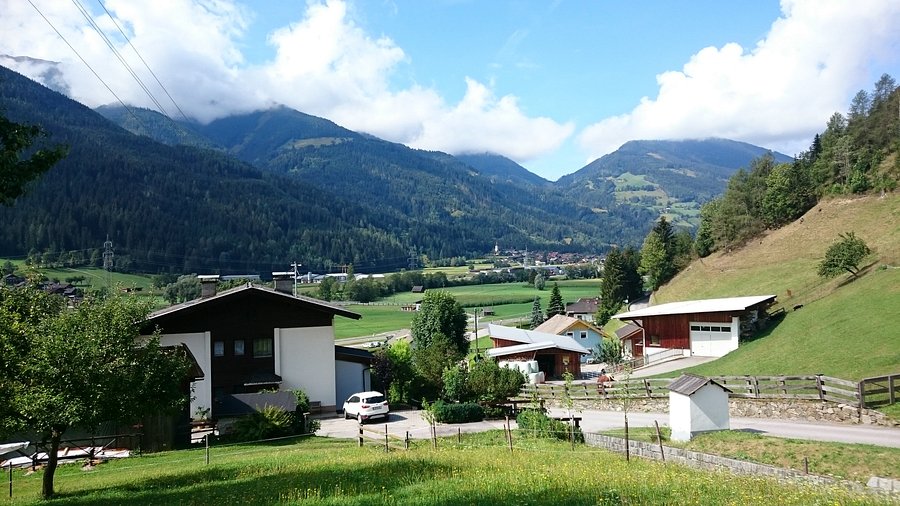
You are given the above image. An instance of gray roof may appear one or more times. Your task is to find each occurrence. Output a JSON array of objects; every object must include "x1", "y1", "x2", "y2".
[
  {"x1": 667, "y1": 373, "x2": 732, "y2": 396},
  {"x1": 217, "y1": 391, "x2": 297, "y2": 417},
  {"x1": 614, "y1": 295, "x2": 776, "y2": 320},
  {"x1": 487, "y1": 324, "x2": 590, "y2": 354},
  {"x1": 614, "y1": 323, "x2": 641, "y2": 339}
]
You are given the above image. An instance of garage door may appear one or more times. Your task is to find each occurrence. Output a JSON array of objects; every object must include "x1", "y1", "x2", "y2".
[{"x1": 690, "y1": 323, "x2": 734, "y2": 357}]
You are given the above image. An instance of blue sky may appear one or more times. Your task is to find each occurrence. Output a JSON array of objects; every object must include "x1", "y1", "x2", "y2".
[{"x1": 2, "y1": 0, "x2": 899, "y2": 180}]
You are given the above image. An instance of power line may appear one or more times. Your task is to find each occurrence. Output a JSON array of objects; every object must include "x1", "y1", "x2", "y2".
[
  {"x1": 96, "y1": 0, "x2": 191, "y2": 123},
  {"x1": 25, "y1": 0, "x2": 148, "y2": 131}
]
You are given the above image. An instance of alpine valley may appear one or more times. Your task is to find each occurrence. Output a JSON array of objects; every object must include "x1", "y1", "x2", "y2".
[{"x1": 1, "y1": 65, "x2": 789, "y2": 273}]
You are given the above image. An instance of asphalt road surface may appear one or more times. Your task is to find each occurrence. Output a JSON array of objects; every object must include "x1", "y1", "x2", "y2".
[{"x1": 317, "y1": 408, "x2": 900, "y2": 448}]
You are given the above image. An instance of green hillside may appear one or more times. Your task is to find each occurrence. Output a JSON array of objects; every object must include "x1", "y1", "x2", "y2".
[{"x1": 653, "y1": 194, "x2": 900, "y2": 380}]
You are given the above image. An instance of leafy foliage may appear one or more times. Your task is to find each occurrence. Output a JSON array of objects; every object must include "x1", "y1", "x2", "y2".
[
  {"x1": 410, "y1": 290, "x2": 468, "y2": 353},
  {"x1": 466, "y1": 359, "x2": 526, "y2": 404},
  {"x1": 429, "y1": 400, "x2": 484, "y2": 423},
  {"x1": 0, "y1": 287, "x2": 190, "y2": 498},
  {"x1": 0, "y1": 112, "x2": 67, "y2": 205},
  {"x1": 412, "y1": 333, "x2": 464, "y2": 398},
  {"x1": 594, "y1": 337, "x2": 624, "y2": 366},
  {"x1": 817, "y1": 232, "x2": 871, "y2": 278},
  {"x1": 163, "y1": 274, "x2": 201, "y2": 304},
  {"x1": 516, "y1": 409, "x2": 583, "y2": 442},
  {"x1": 231, "y1": 405, "x2": 296, "y2": 441}
]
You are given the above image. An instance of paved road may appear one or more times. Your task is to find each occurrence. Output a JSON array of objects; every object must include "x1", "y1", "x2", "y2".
[{"x1": 317, "y1": 409, "x2": 900, "y2": 448}]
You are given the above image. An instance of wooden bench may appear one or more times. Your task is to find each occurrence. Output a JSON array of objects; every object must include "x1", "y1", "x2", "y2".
[{"x1": 549, "y1": 415, "x2": 582, "y2": 429}]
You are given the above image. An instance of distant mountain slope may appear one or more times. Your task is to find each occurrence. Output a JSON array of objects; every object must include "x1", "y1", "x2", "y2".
[
  {"x1": 653, "y1": 195, "x2": 900, "y2": 379},
  {"x1": 557, "y1": 139, "x2": 794, "y2": 228},
  {"x1": 95, "y1": 105, "x2": 214, "y2": 148},
  {"x1": 455, "y1": 153, "x2": 549, "y2": 187}
]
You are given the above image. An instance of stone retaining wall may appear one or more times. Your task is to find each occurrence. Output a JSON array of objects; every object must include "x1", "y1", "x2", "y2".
[
  {"x1": 583, "y1": 433, "x2": 898, "y2": 497},
  {"x1": 567, "y1": 398, "x2": 898, "y2": 427}
]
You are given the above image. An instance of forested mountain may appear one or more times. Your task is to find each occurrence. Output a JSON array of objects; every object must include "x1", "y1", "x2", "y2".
[
  {"x1": 556, "y1": 139, "x2": 793, "y2": 228},
  {"x1": 454, "y1": 153, "x2": 550, "y2": 187},
  {"x1": 2, "y1": 65, "x2": 656, "y2": 273}
]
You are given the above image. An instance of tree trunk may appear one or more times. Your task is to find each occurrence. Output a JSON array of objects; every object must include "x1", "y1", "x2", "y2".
[{"x1": 41, "y1": 430, "x2": 61, "y2": 499}]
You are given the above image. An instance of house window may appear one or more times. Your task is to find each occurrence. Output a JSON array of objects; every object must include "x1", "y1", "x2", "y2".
[
  {"x1": 566, "y1": 332, "x2": 574, "y2": 337},
  {"x1": 213, "y1": 341, "x2": 224, "y2": 357},
  {"x1": 650, "y1": 335, "x2": 660, "y2": 346},
  {"x1": 234, "y1": 339, "x2": 245, "y2": 356},
  {"x1": 579, "y1": 331, "x2": 588, "y2": 340},
  {"x1": 253, "y1": 338, "x2": 273, "y2": 358}
]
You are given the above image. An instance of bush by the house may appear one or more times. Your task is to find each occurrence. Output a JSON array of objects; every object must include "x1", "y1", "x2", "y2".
[
  {"x1": 430, "y1": 400, "x2": 485, "y2": 424},
  {"x1": 231, "y1": 405, "x2": 297, "y2": 441},
  {"x1": 516, "y1": 409, "x2": 583, "y2": 443}
]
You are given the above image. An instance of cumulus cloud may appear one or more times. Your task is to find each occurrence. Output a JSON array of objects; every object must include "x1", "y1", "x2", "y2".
[
  {"x1": 0, "y1": 0, "x2": 572, "y2": 162},
  {"x1": 577, "y1": 0, "x2": 900, "y2": 161}
]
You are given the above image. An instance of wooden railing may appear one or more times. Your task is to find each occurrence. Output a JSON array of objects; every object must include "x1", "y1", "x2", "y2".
[{"x1": 520, "y1": 374, "x2": 899, "y2": 408}]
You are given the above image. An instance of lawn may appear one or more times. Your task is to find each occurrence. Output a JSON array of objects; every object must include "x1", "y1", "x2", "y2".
[
  {"x1": 5, "y1": 433, "x2": 885, "y2": 505},
  {"x1": 603, "y1": 428, "x2": 900, "y2": 484}
]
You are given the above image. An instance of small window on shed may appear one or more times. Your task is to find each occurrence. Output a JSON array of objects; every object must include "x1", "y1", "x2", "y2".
[
  {"x1": 700, "y1": 326, "x2": 711, "y2": 332},
  {"x1": 566, "y1": 332, "x2": 574, "y2": 337},
  {"x1": 650, "y1": 335, "x2": 660, "y2": 346},
  {"x1": 690, "y1": 325, "x2": 700, "y2": 331},
  {"x1": 579, "y1": 331, "x2": 588, "y2": 340},
  {"x1": 234, "y1": 339, "x2": 245, "y2": 356},
  {"x1": 213, "y1": 341, "x2": 224, "y2": 357}
]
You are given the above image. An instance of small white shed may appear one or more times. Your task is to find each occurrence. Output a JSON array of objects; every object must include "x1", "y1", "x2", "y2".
[{"x1": 667, "y1": 373, "x2": 732, "y2": 441}]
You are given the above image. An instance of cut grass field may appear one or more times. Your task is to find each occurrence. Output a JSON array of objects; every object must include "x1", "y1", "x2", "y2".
[
  {"x1": 335, "y1": 280, "x2": 601, "y2": 339},
  {"x1": 652, "y1": 195, "x2": 900, "y2": 380},
  {"x1": 603, "y1": 428, "x2": 900, "y2": 484},
  {"x1": 6, "y1": 433, "x2": 887, "y2": 505}
]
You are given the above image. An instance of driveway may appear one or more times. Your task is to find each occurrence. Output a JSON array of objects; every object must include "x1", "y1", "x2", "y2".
[{"x1": 317, "y1": 409, "x2": 900, "y2": 448}]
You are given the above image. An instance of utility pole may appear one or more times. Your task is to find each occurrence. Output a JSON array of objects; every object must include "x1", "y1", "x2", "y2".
[
  {"x1": 102, "y1": 235, "x2": 114, "y2": 288},
  {"x1": 291, "y1": 261, "x2": 301, "y2": 297},
  {"x1": 474, "y1": 308, "x2": 480, "y2": 356}
]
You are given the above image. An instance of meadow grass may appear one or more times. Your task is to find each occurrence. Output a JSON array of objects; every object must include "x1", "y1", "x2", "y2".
[
  {"x1": 602, "y1": 428, "x2": 900, "y2": 484},
  {"x1": 5, "y1": 433, "x2": 887, "y2": 505}
]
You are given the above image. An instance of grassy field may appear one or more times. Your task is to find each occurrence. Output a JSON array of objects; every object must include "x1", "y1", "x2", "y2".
[
  {"x1": 604, "y1": 428, "x2": 900, "y2": 484},
  {"x1": 334, "y1": 280, "x2": 601, "y2": 339},
  {"x1": 652, "y1": 195, "x2": 900, "y2": 380},
  {"x1": 5, "y1": 433, "x2": 886, "y2": 505}
]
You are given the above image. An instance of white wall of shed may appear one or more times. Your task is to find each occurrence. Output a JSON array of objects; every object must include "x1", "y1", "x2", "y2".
[
  {"x1": 668, "y1": 391, "x2": 693, "y2": 441},
  {"x1": 688, "y1": 384, "x2": 730, "y2": 435}
]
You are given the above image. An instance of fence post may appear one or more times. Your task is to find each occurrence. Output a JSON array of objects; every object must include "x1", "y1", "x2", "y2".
[
  {"x1": 457, "y1": 428, "x2": 461, "y2": 444},
  {"x1": 358, "y1": 425, "x2": 363, "y2": 447},
  {"x1": 384, "y1": 424, "x2": 389, "y2": 453},
  {"x1": 753, "y1": 376, "x2": 760, "y2": 398},
  {"x1": 815, "y1": 375, "x2": 824, "y2": 401},
  {"x1": 654, "y1": 420, "x2": 665, "y2": 462},
  {"x1": 507, "y1": 417, "x2": 513, "y2": 453},
  {"x1": 205, "y1": 434, "x2": 209, "y2": 465},
  {"x1": 643, "y1": 379, "x2": 651, "y2": 398},
  {"x1": 803, "y1": 456, "x2": 809, "y2": 474},
  {"x1": 405, "y1": 431, "x2": 409, "y2": 450},
  {"x1": 890, "y1": 375, "x2": 897, "y2": 405},
  {"x1": 8, "y1": 461, "x2": 12, "y2": 499},
  {"x1": 857, "y1": 380, "x2": 865, "y2": 412}
]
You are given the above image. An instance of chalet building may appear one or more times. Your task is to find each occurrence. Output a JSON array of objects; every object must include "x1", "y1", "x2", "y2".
[
  {"x1": 564, "y1": 297, "x2": 600, "y2": 322},
  {"x1": 612, "y1": 295, "x2": 777, "y2": 358},
  {"x1": 485, "y1": 324, "x2": 589, "y2": 378},
  {"x1": 141, "y1": 277, "x2": 367, "y2": 420},
  {"x1": 534, "y1": 314, "x2": 605, "y2": 362}
]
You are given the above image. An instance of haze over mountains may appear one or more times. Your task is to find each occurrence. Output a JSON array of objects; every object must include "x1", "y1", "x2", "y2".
[{"x1": 1, "y1": 65, "x2": 789, "y2": 274}]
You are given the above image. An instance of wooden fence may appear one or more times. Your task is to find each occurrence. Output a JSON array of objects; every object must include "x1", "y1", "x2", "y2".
[
  {"x1": 357, "y1": 423, "x2": 409, "y2": 452},
  {"x1": 520, "y1": 374, "x2": 898, "y2": 409}
]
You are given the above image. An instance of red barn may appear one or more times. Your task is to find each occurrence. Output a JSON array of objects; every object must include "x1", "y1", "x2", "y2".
[{"x1": 613, "y1": 295, "x2": 777, "y2": 358}]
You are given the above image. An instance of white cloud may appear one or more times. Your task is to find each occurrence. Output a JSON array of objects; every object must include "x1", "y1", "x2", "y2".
[
  {"x1": 0, "y1": 0, "x2": 572, "y2": 162},
  {"x1": 577, "y1": 0, "x2": 900, "y2": 161}
]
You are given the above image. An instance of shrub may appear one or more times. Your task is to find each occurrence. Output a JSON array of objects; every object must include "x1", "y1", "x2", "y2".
[
  {"x1": 231, "y1": 405, "x2": 296, "y2": 441},
  {"x1": 516, "y1": 409, "x2": 583, "y2": 443},
  {"x1": 430, "y1": 400, "x2": 485, "y2": 423}
]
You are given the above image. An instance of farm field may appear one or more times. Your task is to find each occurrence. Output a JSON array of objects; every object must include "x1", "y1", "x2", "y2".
[
  {"x1": 4, "y1": 433, "x2": 885, "y2": 505},
  {"x1": 334, "y1": 279, "x2": 601, "y2": 339}
]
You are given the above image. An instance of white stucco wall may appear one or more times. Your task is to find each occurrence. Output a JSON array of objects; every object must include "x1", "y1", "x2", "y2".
[
  {"x1": 670, "y1": 384, "x2": 730, "y2": 441},
  {"x1": 157, "y1": 331, "x2": 210, "y2": 419},
  {"x1": 276, "y1": 327, "x2": 336, "y2": 408}
]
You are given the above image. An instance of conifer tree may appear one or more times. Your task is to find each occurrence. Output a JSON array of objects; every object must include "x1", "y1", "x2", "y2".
[
  {"x1": 546, "y1": 283, "x2": 564, "y2": 319},
  {"x1": 529, "y1": 297, "x2": 544, "y2": 329}
]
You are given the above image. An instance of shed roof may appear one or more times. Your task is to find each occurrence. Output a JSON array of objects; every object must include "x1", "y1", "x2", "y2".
[
  {"x1": 615, "y1": 323, "x2": 642, "y2": 340},
  {"x1": 487, "y1": 324, "x2": 589, "y2": 354},
  {"x1": 565, "y1": 297, "x2": 599, "y2": 314},
  {"x1": 667, "y1": 373, "x2": 732, "y2": 396},
  {"x1": 613, "y1": 295, "x2": 776, "y2": 320},
  {"x1": 217, "y1": 391, "x2": 297, "y2": 418},
  {"x1": 485, "y1": 341, "x2": 558, "y2": 358},
  {"x1": 534, "y1": 314, "x2": 593, "y2": 335}
]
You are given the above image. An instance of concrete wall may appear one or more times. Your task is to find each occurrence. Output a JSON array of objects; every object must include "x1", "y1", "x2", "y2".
[
  {"x1": 158, "y1": 331, "x2": 210, "y2": 418},
  {"x1": 276, "y1": 326, "x2": 336, "y2": 410}
]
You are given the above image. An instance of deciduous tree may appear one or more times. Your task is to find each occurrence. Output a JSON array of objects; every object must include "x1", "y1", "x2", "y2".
[
  {"x1": 410, "y1": 290, "x2": 468, "y2": 354},
  {"x1": 0, "y1": 114, "x2": 67, "y2": 205},
  {"x1": 817, "y1": 232, "x2": 871, "y2": 278}
]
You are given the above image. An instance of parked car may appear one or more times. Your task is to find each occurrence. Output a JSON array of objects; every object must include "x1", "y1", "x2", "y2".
[{"x1": 342, "y1": 391, "x2": 390, "y2": 423}]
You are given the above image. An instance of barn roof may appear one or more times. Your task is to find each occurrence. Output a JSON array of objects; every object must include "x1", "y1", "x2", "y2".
[
  {"x1": 487, "y1": 324, "x2": 590, "y2": 354},
  {"x1": 613, "y1": 295, "x2": 776, "y2": 320},
  {"x1": 667, "y1": 373, "x2": 732, "y2": 396}
]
